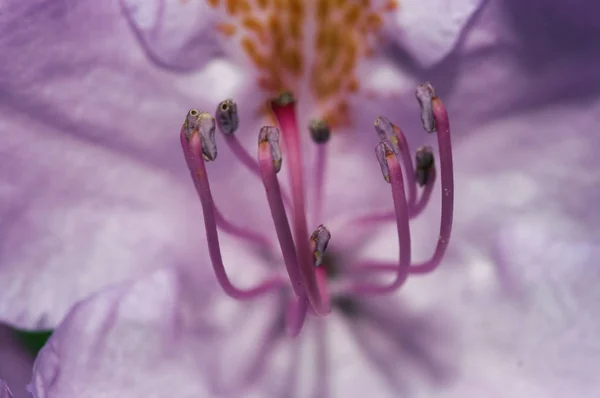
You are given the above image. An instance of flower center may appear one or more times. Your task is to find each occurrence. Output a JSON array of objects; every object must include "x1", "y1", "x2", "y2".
[
  {"x1": 179, "y1": 82, "x2": 454, "y2": 337},
  {"x1": 208, "y1": 0, "x2": 399, "y2": 128}
]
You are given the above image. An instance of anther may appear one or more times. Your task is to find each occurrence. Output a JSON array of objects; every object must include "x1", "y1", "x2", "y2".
[
  {"x1": 184, "y1": 110, "x2": 217, "y2": 161},
  {"x1": 373, "y1": 116, "x2": 399, "y2": 152},
  {"x1": 311, "y1": 225, "x2": 331, "y2": 268},
  {"x1": 272, "y1": 91, "x2": 296, "y2": 108},
  {"x1": 309, "y1": 119, "x2": 331, "y2": 144},
  {"x1": 216, "y1": 99, "x2": 239, "y2": 135},
  {"x1": 415, "y1": 146, "x2": 435, "y2": 187},
  {"x1": 375, "y1": 140, "x2": 395, "y2": 183},
  {"x1": 415, "y1": 82, "x2": 437, "y2": 133},
  {"x1": 258, "y1": 126, "x2": 283, "y2": 173}
]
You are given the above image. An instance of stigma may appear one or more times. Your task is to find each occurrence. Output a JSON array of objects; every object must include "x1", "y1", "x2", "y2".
[{"x1": 179, "y1": 82, "x2": 455, "y2": 335}]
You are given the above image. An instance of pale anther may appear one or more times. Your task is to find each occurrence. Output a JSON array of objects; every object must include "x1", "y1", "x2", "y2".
[
  {"x1": 309, "y1": 119, "x2": 331, "y2": 144},
  {"x1": 375, "y1": 140, "x2": 396, "y2": 183},
  {"x1": 415, "y1": 146, "x2": 435, "y2": 187},
  {"x1": 311, "y1": 224, "x2": 331, "y2": 268},
  {"x1": 216, "y1": 99, "x2": 239, "y2": 135},
  {"x1": 259, "y1": 126, "x2": 283, "y2": 173},
  {"x1": 415, "y1": 82, "x2": 437, "y2": 133},
  {"x1": 374, "y1": 116, "x2": 399, "y2": 152},
  {"x1": 184, "y1": 110, "x2": 217, "y2": 161}
]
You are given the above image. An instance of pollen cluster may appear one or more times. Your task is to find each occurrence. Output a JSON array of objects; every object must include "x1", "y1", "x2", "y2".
[{"x1": 207, "y1": 0, "x2": 399, "y2": 128}]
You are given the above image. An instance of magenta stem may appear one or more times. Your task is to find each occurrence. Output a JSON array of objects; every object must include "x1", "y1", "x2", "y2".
[
  {"x1": 213, "y1": 205, "x2": 272, "y2": 251},
  {"x1": 257, "y1": 141, "x2": 306, "y2": 299},
  {"x1": 224, "y1": 134, "x2": 292, "y2": 209},
  {"x1": 285, "y1": 295, "x2": 308, "y2": 337},
  {"x1": 410, "y1": 168, "x2": 436, "y2": 218},
  {"x1": 180, "y1": 129, "x2": 285, "y2": 300},
  {"x1": 312, "y1": 144, "x2": 328, "y2": 225},
  {"x1": 410, "y1": 98, "x2": 454, "y2": 274},
  {"x1": 272, "y1": 103, "x2": 326, "y2": 314},
  {"x1": 347, "y1": 152, "x2": 411, "y2": 295},
  {"x1": 393, "y1": 125, "x2": 418, "y2": 210}
]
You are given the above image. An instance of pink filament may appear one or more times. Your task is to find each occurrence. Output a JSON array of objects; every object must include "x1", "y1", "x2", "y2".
[
  {"x1": 257, "y1": 141, "x2": 306, "y2": 292},
  {"x1": 347, "y1": 151, "x2": 411, "y2": 295},
  {"x1": 285, "y1": 296, "x2": 308, "y2": 337},
  {"x1": 258, "y1": 139, "x2": 309, "y2": 332},
  {"x1": 180, "y1": 129, "x2": 285, "y2": 300},
  {"x1": 312, "y1": 144, "x2": 328, "y2": 226},
  {"x1": 393, "y1": 124, "x2": 418, "y2": 209},
  {"x1": 410, "y1": 168, "x2": 436, "y2": 218},
  {"x1": 351, "y1": 98, "x2": 453, "y2": 278},
  {"x1": 213, "y1": 206, "x2": 272, "y2": 252},
  {"x1": 271, "y1": 102, "x2": 326, "y2": 315},
  {"x1": 410, "y1": 98, "x2": 454, "y2": 274}
]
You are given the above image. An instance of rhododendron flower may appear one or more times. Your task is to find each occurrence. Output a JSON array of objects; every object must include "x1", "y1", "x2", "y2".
[{"x1": 2, "y1": 0, "x2": 600, "y2": 397}]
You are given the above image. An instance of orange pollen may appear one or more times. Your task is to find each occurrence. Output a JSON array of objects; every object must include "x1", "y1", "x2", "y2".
[{"x1": 208, "y1": 0, "x2": 399, "y2": 129}]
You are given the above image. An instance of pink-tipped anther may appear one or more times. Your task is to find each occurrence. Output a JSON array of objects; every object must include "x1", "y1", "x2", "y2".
[
  {"x1": 180, "y1": 110, "x2": 285, "y2": 300},
  {"x1": 410, "y1": 84, "x2": 454, "y2": 274},
  {"x1": 348, "y1": 140, "x2": 411, "y2": 295}
]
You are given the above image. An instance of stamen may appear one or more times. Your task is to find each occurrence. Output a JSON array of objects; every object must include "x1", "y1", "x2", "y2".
[
  {"x1": 411, "y1": 85, "x2": 454, "y2": 274},
  {"x1": 213, "y1": 206, "x2": 272, "y2": 252},
  {"x1": 215, "y1": 99, "x2": 292, "y2": 209},
  {"x1": 285, "y1": 296, "x2": 308, "y2": 337},
  {"x1": 347, "y1": 141, "x2": 411, "y2": 295},
  {"x1": 411, "y1": 145, "x2": 437, "y2": 217},
  {"x1": 184, "y1": 109, "x2": 217, "y2": 161},
  {"x1": 374, "y1": 116, "x2": 417, "y2": 208},
  {"x1": 215, "y1": 99, "x2": 239, "y2": 135},
  {"x1": 353, "y1": 83, "x2": 454, "y2": 277},
  {"x1": 311, "y1": 224, "x2": 331, "y2": 268},
  {"x1": 309, "y1": 119, "x2": 331, "y2": 144},
  {"x1": 375, "y1": 138, "x2": 392, "y2": 183},
  {"x1": 258, "y1": 125, "x2": 309, "y2": 332},
  {"x1": 271, "y1": 93, "x2": 326, "y2": 315},
  {"x1": 309, "y1": 119, "x2": 330, "y2": 225},
  {"x1": 259, "y1": 125, "x2": 283, "y2": 173},
  {"x1": 415, "y1": 145, "x2": 434, "y2": 187},
  {"x1": 180, "y1": 112, "x2": 285, "y2": 300},
  {"x1": 257, "y1": 127, "x2": 304, "y2": 296},
  {"x1": 311, "y1": 224, "x2": 332, "y2": 313},
  {"x1": 415, "y1": 82, "x2": 437, "y2": 133}
]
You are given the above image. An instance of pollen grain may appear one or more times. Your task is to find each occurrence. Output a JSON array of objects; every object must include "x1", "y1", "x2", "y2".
[{"x1": 208, "y1": 0, "x2": 399, "y2": 129}]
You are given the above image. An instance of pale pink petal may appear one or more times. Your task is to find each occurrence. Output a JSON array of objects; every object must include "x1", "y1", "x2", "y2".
[
  {"x1": 0, "y1": 0, "x2": 246, "y2": 329},
  {"x1": 29, "y1": 267, "x2": 218, "y2": 398}
]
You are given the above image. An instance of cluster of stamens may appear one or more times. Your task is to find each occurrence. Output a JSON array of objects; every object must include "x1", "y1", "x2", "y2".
[{"x1": 179, "y1": 82, "x2": 453, "y2": 337}]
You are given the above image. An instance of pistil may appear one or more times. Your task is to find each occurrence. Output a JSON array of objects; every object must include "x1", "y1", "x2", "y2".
[{"x1": 271, "y1": 93, "x2": 326, "y2": 315}]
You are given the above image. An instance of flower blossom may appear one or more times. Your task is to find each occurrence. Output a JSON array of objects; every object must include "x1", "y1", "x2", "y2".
[{"x1": 1, "y1": 0, "x2": 600, "y2": 397}]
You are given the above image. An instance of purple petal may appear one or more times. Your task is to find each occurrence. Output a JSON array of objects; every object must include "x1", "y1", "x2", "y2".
[
  {"x1": 386, "y1": 0, "x2": 485, "y2": 67},
  {"x1": 28, "y1": 267, "x2": 219, "y2": 398},
  {"x1": 0, "y1": 0, "x2": 248, "y2": 329},
  {"x1": 119, "y1": 0, "x2": 224, "y2": 71},
  {"x1": 0, "y1": 380, "x2": 13, "y2": 398}
]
